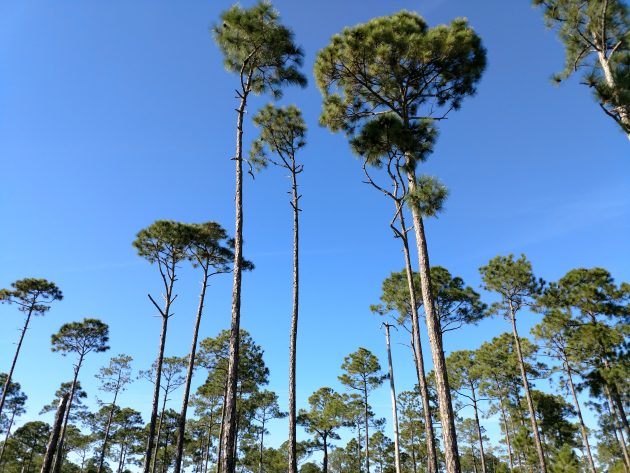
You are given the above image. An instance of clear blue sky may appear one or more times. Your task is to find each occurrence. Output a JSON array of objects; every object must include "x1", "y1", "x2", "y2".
[{"x1": 1, "y1": 0, "x2": 628, "y2": 460}]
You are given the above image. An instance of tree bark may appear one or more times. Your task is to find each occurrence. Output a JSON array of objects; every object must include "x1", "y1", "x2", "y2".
[
  {"x1": 143, "y1": 286, "x2": 174, "y2": 473},
  {"x1": 604, "y1": 384, "x2": 630, "y2": 469},
  {"x1": 258, "y1": 418, "x2": 265, "y2": 473},
  {"x1": 508, "y1": 309, "x2": 547, "y2": 473},
  {"x1": 174, "y1": 271, "x2": 210, "y2": 473},
  {"x1": 220, "y1": 80, "x2": 250, "y2": 473},
  {"x1": 383, "y1": 324, "x2": 402, "y2": 473},
  {"x1": 470, "y1": 385, "x2": 487, "y2": 473},
  {"x1": 0, "y1": 306, "x2": 34, "y2": 419},
  {"x1": 397, "y1": 208, "x2": 439, "y2": 473},
  {"x1": 52, "y1": 355, "x2": 83, "y2": 473},
  {"x1": 0, "y1": 410, "x2": 16, "y2": 465},
  {"x1": 363, "y1": 384, "x2": 370, "y2": 473},
  {"x1": 40, "y1": 394, "x2": 68, "y2": 473},
  {"x1": 498, "y1": 399, "x2": 514, "y2": 472},
  {"x1": 563, "y1": 361, "x2": 596, "y2": 473},
  {"x1": 288, "y1": 165, "x2": 300, "y2": 473},
  {"x1": 596, "y1": 49, "x2": 630, "y2": 139},
  {"x1": 407, "y1": 171, "x2": 460, "y2": 473},
  {"x1": 97, "y1": 376, "x2": 122, "y2": 473},
  {"x1": 152, "y1": 390, "x2": 170, "y2": 473}
]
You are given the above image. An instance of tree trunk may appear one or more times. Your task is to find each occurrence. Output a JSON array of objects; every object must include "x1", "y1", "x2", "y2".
[
  {"x1": 143, "y1": 292, "x2": 173, "y2": 473},
  {"x1": 258, "y1": 419, "x2": 265, "y2": 473},
  {"x1": 0, "y1": 307, "x2": 34, "y2": 419},
  {"x1": 470, "y1": 385, "x2": 487, "y2": 473},
  {"x1": 40, "y1": 394, "x2": 69, "y2": 473},
  {"x1": 397, "y1": 208, "x2": 439, "y2": 473},
  {"x1": 604, "y1": 384, "x2": 630, "y2": 469},
  {"x1": 322, "y1": 434, "x2": 328, "y2": 473},
  {"x1": 0, "y1": 410, "x2": 16, "y2": 465},
  {"x1": 498, "y1": 400, "x2": 514, "y2": 472},
  {"x1": 597, "y1": 49, "x2": 630, "y2": 139},
  {"x1": 508, "y1": 309, "x2": 547, "y2": 473},
  {"x1": 174, "y1": 271, "x2": 210, "y2": 473},
  {"x1": 152, "y1": 391, "x2": 170, "y2": 473},
  {"x1": 383, "y1": 324, "x2": 402, "y2": 473},
  {"x1": 97, "y1": 384, "x2": 121, "y2": 473},
  {"x1": 363, "y1": 385, "x2": 370, "y2": 473},
  {"x1": 563, "y1": 362, "x2": 596, "y2": 473},
  {"x1": 220, "y1": 81, "x2": 250, "y2": 473},
  {"x1": 288, "y1": 169, "x2": 300, "y2": 473},
  {"x1": 407, "y1": 170, "x2": 460, "y2": 473},
  {"x1": 52, "y1": 356, "x2": 83, "y2": 473},
  {"x1": 117, "y1": 441, "x2": 126, "y2": 473}
]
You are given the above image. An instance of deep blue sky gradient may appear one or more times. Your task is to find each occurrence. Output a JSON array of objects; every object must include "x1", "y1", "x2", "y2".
[{"x1": 1, "y1": 0, "x2": 629, "y2": 458}]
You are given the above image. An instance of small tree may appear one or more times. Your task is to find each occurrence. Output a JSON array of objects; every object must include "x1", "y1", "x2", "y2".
[
  {"x1": 251, "y1": 103, "x2": 307, "y2": 473},
  {"x1": 95, "y1": 354, "x2": 134, "y2": 473},
  {"x1": 50, "y1": 318, "x2": 109, "y2": 473},
  {"x1": 133, "y1": 220, "x2": 190, "y2": 473},
  {"x1": 0, "y1": 278, "x2": 62, "y2": 419},
  {"x1": 298, "y1": 388, "x2": 347, "y2": 473},
  {"x1": 173, "y1": 222, "x2": 240, "y2": 473},
  {"x1": 0, "y1": 375, "x2": 27, "y2": 466},
  {"x1": 479, "y1": 255, "x2": 547, "y2": 473},
  {"x1": 213, "y1": 4, "x2": 306, "y2": 471},
  {"x1": 533, "y1": 0, "x2": 630, "y2": 139},
  {"x1": 339, "y1": 348, "x2": 386, "y2": 473}
]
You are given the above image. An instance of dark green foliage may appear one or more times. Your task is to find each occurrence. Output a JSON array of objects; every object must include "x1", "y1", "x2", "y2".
[
  {"x1": 51, "y1": 319, "x2": 110, "y2": 358},
  {"x1": 0, "y1": 278, "x2": 63, "y2": 314},
  {"x1": 533, "y1": 0, "x2": 630, "y2": 136},
  {"x1": 373, "y1": 266, "x2": 486, "y2": 333},
  {"x1": 213, "y1": 1, "x2": 306, "y2": 98}
]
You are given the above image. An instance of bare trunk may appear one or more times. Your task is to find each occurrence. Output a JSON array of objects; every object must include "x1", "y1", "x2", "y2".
[
  {"x1": 117, "y1": 441, "x2": 126, "y2": 473},
  {"x1": 152, "y1": 390, "x2": 169, "y2": 473},
  {"x1": 0, "y1": 410, "x2": 16, "y2": 465},
  {"x1": 604, "y1": 384, "x2": 630, "y2": 470},
  {"x1": 508, "y1": 310, "x2": 547, "y2": 473},
  {"x1": 383, "y1": 324, "x2": 402, "y2": 473},
  {"x1": 40, "y1": 394, "x2": 69, "y2": 473},
  {"x1": 322, "y1": 435, "x2": 328, "y2": 473},
  {"x1": 143, "y1": 291, "x2": 174, "y2": 473},
  {"x1": 258, "y1": 419, "x2": 265, "y2": 473},
  {"x1": 288, "y1": 169, "x2": 300, "y2": 473},
  {"x1": 52, "y1": 355, "x2": 83, "y2": 473},
  {"x1": 398, "y1": 209, "x2": 439, "y2": 473},
  {"x1": 499, "y1": 400, "x2": 514, "y2": 472},
  {"x1": 220, "y1": 84, "x2": 249, "y2": 473},
  {"x1": 174, "y1": 271, "x2": 210, "y2": 473},
  {"x1": 0, "y1": 308, "x2": 33, "y2": 419},
  {"x1": 364, "y1": 386, "x2": 370, "y2": 473},
  {"x1": 408, "y1": 171, "x2": 460, "y2": 473},
  {"x1": 97, "y1": 384, "x2": 121, "y2": 473},
  {"x1": 564, "y1": 362, "x2": 596, "y2": 473},
  {"x1": 597, "y1": 50, "x2": 630, "y2": 139},
  {"x1": 471, "y1": 385, "x2": 487, "y2": 473}
]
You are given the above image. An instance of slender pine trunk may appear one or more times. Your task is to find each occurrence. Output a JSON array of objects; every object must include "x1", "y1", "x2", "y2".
[
  {"x1": 0, "y1": 307, "x2": 34, "y2": 419},
  {"x1": 322, "y1": 435, "x2": 328, "y2": 473},
  {"x1": 174, "y1": 271, "x2": 210, "y2": 473},
  {"x1": 41, "y1": 394, "x2": 69, "y2": 473},
  {"x1": 117, "y1": 441, "x2": 126, "y2": 473},
  {"x1": 143, "y1": 285, "x2": 174, "y2": 473},
  {"x1": 52, "y1": 355, "x2": 83, "y2": 473},
  {"x1": 383, "y1": 324, "x2": 402, "y2": 473},
  {"x1": 499, "y1": 399, "x2": 514, "y2": 472},
  {"x1": 288, "y1": 167, "x2": 300, "y2": 473},
  {"x1": 152, "y1": 391, "x2": 170, "y2": 473},
  {"x1": 508, "y1": 309, "x2": 547, "y2": 473},
  {"x1": 604, "y1": 384, "x2": 630, "y2": 469},
  {"x1": 470, "y1": 385, "x2": 486, "y2": 473},
  {"x1": 596, "y1": 48, "x2": 630, "y2": 139},
  {"x1": 220, "y1": 79, "x2": 250, "y2": 473},
  {"x1": 258, "y1": 419, "x2": 265, "y2": 473},
  {"x1": 563, "y1": 361, "x2": 596, "y2": 473},
  {"x1": 97, "y1": 383, "x2": 121, "y2": 473},
  {"x1": 363, "y1": 385, "x2": 370, "y2": 473},
  {"x1": 407, "y1": 170, "x2": 460, "y2": 473},
  {"x1": 397, "y1": 208, "x2": 439, "y2": 473},
  {"x1": 0, "y1": 410, "x2": 16, "y2": 466}
]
